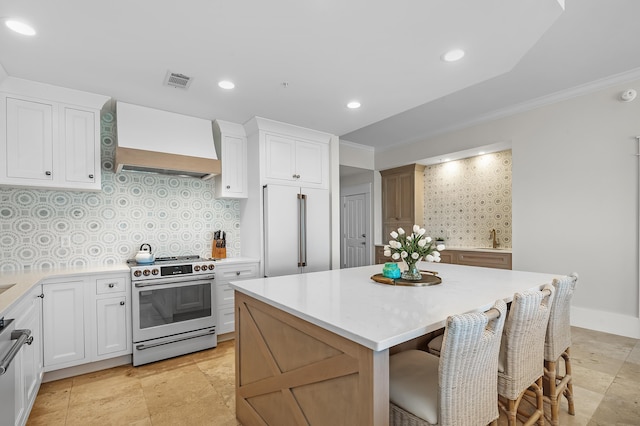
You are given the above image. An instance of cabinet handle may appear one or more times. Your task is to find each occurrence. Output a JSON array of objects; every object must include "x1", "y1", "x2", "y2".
[
  {"x1": 45, "y1": 171, "x2": 52, "y2": 176},
  {"x1": 296, "y1": 174, "x2": 301, "y2": 179},
  {"x1": 37, "y1": 294, "x2": 44, "y2": 299},
  {"x1": 236, "y1": 271, "x2": 240, "y2": 276},
  {"x1": 108, "y1": 283, "x2": 115, "y2": 288},
  {"x1": 226, "y1": 185, "x2": 231, "y2": 189},
  {"x1": 88, "y1": 174, "x2": 94, "y2": 179},
  {"x1": 120, "y1": 301, "x2": 125, "y2": 306}
]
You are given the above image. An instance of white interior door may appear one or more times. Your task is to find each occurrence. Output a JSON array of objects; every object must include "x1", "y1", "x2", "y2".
[{"x1": 343, "y1": 193, "x2": 369, "y2": 268}]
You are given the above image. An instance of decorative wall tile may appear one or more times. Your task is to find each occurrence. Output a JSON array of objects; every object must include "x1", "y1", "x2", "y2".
[
  {"x1": 0, "y1": 111, "x2": 240, "y2": 273},
  {"x1": 423, "y1": 150, "x2": 512, "y2": 248}
]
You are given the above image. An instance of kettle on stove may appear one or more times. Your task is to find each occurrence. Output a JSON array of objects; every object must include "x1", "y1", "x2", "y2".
[{"x1": 135, "y1": 243, "x2": 154, "y2": 264}]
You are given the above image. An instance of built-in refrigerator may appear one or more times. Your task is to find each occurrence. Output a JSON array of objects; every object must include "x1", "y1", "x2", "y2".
[{"x1": 263, "y1": 184, "x2": 330, "y2": 277}]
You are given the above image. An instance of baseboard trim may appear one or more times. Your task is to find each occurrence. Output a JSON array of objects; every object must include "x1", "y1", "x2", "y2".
[
  {"x1": 571, "y1": 306, "x2": 640, "y2": 339},
  {"x1": 42, "y1": 355, "x2": 132, "y2": 383}
]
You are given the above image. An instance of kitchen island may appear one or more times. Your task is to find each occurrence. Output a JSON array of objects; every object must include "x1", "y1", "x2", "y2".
[{"x1": 230, "y1": 262, "x2": 563, "y2": 426}]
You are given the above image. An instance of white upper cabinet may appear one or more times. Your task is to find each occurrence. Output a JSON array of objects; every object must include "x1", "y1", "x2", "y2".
[
  {"x1": 5, "y1": 97, "x2": 54, "y2": 182},
  {"x1": 63, "y1": 107, "x2": 98, "y2": 185},
  {"x1": 0, "y1": 78, "x2": 108, "y2": 191},
  {"x1": 213, "y1": 120, "x2": 248, "y2": 198},
  {"x1": 264, "y1": 133, "x2": 327, "y2": 186}
]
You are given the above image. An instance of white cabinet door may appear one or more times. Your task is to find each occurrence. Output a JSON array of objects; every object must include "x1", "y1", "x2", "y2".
[
  {"x1": 42, "y1": 281, "x2": 86, "y2": 370},
  {"x1": 5, "y1": 97, "x2": 54, "y2": 181},
  {"x1": 96, "y1": 296, "x2": 128, "y2": 356},
  {"x1": 264, "y1": 133, "x2": 328, "y2": 188},
  {"x1": 221, "y1": 135, "x2": 247, "y2": 197},
  {"x1": 6, "y1": 285, "x2": 43, "y2": 426},
  {"x1": 295, "y1": 140, "x2": 324, "y2": 185},
  {"x1": 1, "y1": 92, "x2": 102, "y2": 191},
  {"x1": 63, "y1": 107, "x2": 98, "y2": 185},
  {"x1": 264, "y1": 134, "x2": 297, "y2": 182}
]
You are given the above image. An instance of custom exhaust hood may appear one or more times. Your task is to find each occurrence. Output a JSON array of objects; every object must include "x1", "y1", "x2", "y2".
[{"x1": 115, "y1": 102, "x2": 221, "y2": 179}]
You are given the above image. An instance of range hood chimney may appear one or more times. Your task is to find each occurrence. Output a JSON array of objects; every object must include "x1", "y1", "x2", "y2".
[{"x1": 115, "y1": 102, "x2": 220, "y2": 179}]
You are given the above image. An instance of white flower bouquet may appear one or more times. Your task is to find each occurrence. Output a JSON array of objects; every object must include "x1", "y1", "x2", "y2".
[{"x1": 384, "y1": 225, "x2": 445, "y2": 280}]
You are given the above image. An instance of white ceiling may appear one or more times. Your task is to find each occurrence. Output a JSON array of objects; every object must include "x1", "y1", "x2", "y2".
[{"x1": 1, "y1": 0, "x2": 639, "y2": 151}]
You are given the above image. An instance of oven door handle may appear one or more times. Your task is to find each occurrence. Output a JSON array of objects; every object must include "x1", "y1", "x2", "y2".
[
  {"x1": 135, "y1": 328, "x2": 216, "y2": 350},
  {"x1": 134, "y1": 276, "x2": 215, "y2": 288}
]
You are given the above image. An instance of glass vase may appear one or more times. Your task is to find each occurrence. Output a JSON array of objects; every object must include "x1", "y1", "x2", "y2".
[{"x1": 401, "y1": 260, "x2": 422, "y2": 280}]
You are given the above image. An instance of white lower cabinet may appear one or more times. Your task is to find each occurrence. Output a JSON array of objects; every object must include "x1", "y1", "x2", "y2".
[
  {"x1": 42, "y1": 280, "x2": 86, "y2": 370},
  {"x1": 215, "y1": 261, "x2": 259, "y2": 335},
  {"x1": 5, "y1": 285, "x2": 44, "y2": 426},
  {"x1": 42, "y1": 272, "x2": 131, "y2": 371}
]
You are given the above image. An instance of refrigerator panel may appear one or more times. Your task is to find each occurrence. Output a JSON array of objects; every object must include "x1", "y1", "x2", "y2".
[
  {"x1": 302, "y1": 187, "x2": 330, "y2": 273},
  {"x1": 263, "y1": 185, "x2": 301, "y2": 277}
]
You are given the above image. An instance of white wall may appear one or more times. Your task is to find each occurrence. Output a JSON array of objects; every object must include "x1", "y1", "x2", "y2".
[
  {"x1": 376, "y1": 79, "x2": 640, "y2": 338},
  {"x1": 340, "y1": 140, "x2": 375, "y2": 169}
]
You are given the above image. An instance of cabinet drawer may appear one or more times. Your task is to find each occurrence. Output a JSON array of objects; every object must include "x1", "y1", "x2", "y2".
[
  {"x1": 216, "y1": 284, "x2": 235, "y2": 306},
  {"x1": 96, "y1": 277, "x2": 126, "y2": 294},
  {"x1": 217, "y1": 306, "x2": 235, "y2": 335},
  {"x1": 217, "y1": 264, "x2": 259, "y2": 281},
  {"x1": 456, "y1": 251, "x2": 512, "y2": 270}
]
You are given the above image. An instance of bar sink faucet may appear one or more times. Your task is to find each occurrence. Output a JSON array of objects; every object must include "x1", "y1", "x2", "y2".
[{"x1": 490, "y1": 229, "x2": 498, "y2": 248}]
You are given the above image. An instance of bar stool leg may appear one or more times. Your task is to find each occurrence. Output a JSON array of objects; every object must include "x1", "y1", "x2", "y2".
[{"x1": 564, "y1": 348, "x2": 575, "y2": 415}]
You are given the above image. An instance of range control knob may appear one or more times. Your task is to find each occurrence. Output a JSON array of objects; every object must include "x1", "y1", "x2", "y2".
[
  {"x1": 151, "y1": 269, "x2": 159, "y2": 275},
  {"x1": 194, "y1": 265, "x2": 200, "y2": 271},
  {"x1": 143, "y1": 269, "x2": 151, "y2": 276},
  {"x1": 134, "y1": 270, "x2": 142, "y2": 277},
  {"x1": 208, "y1": 264, "x2": 215, "y2": 270}
]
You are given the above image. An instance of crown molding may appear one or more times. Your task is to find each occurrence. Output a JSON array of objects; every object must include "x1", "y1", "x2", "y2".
[
  {"x1": 378, "y1": 66, "x2": 640, "y2": 153},
  {"x1": 340, "y1": 139, "x2": 375, "y2": 152}
]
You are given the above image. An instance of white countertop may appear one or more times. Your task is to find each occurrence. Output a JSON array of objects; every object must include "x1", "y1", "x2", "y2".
[
  {"x1": 230, "y1": 262, "x2": 561, "y2": 351},
  {"x1": 0, "y1": 256, "x2": 259, "y2": 317}
]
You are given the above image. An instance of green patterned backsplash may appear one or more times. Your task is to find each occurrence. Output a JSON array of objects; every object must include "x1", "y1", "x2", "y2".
[
  {"x1": 423, "y1": 150, "x2": 512, "y2": 248},
  {"x1": 0, "y1": 111, "x2": 240, "y2": 273}
]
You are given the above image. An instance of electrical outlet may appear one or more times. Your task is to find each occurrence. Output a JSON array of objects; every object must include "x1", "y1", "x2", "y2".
[{"x1": 61, "y1": 236, "x2": 71, "y2": 247}]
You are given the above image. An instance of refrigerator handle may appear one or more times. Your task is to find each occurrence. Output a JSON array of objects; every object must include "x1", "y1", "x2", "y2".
[{"x1": 298, "y1": 193, "x2": 307, "y2": 267}]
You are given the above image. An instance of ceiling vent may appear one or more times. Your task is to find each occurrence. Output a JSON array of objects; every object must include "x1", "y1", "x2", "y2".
[{"x1": 164, "y1": 71, "x2": 192, "y2": 89}]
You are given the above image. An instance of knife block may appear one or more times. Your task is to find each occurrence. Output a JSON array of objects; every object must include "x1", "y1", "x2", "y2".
[{"x1": 212, "y1": 240, "x2": 227, "y2": 259}]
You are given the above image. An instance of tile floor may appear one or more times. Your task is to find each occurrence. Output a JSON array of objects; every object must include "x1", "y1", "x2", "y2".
[{"x1": 26, "y1": 327, "x2": 640, "y2": 426}]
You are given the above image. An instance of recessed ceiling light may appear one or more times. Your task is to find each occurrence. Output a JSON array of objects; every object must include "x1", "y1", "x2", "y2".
[
  {"x1": 479, "y1": 151, "x2": 486, "y2": 155},
  {"x1": 347, "y1": 101, "x2": 361, "y2": 109},
  {"x1": 5, "y1": 19, "x2": 36, "y2": 36},
  {"x1": 442, "y1": 49, "x2": 465, "y2": 62},
  {"x1": 218, "y1": 80, "x2": 235, "y2": 90}
]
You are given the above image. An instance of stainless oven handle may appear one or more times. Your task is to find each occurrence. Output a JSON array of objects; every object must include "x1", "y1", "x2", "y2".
[
  {"x1": 0, "y1": 329, "x2": 32, "y2": 376},
  {"x1": 135, "y1": 328, "x2": 216, "y2": 350},
  {"x1": 134, "y1": 275, "x2": 215, "y2": 288}
]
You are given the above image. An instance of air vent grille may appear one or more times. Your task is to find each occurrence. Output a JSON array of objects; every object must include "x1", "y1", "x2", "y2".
[{"x1": 164, "y1": 71, "x2": 192, "y2": 89}]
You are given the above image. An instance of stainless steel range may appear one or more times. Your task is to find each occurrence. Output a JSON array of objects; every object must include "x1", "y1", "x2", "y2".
[{"x1": 128, "y1": 255, "x2": 217, "y2": 366}]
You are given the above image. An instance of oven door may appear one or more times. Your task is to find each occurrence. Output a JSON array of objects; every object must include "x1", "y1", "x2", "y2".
[{"x1": 132, "y1": 274, "x2": 215, "y2": 343}]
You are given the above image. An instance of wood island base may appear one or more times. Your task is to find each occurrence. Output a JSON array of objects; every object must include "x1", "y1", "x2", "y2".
[{"x1": 235, "y1": 291, "x2": 389, "y2": 426}]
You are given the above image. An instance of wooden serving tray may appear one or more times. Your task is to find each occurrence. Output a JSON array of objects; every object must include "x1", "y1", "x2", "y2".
[{"x1": 371, "y1": 273, "x2": 442, "y2": 287}]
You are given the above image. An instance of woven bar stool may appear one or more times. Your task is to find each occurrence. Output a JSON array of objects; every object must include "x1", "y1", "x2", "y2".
[
  {"x1": 389, "y1": 300, "x2": 507, "y2": 426},
  {"x1": 543, "y1": 273, "x2": 578, "y2": 425},
  {"x1": 498, "y1": 285, "x2": 554, "y2": 426}
]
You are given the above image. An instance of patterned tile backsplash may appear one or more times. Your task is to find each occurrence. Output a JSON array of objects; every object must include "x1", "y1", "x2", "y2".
[
  {"x1": 423, "y1": 150, "x2": 512, "y2": 249},
  {"x1": 0, "y1": 111, "x2": 240, "y2": 273}
]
